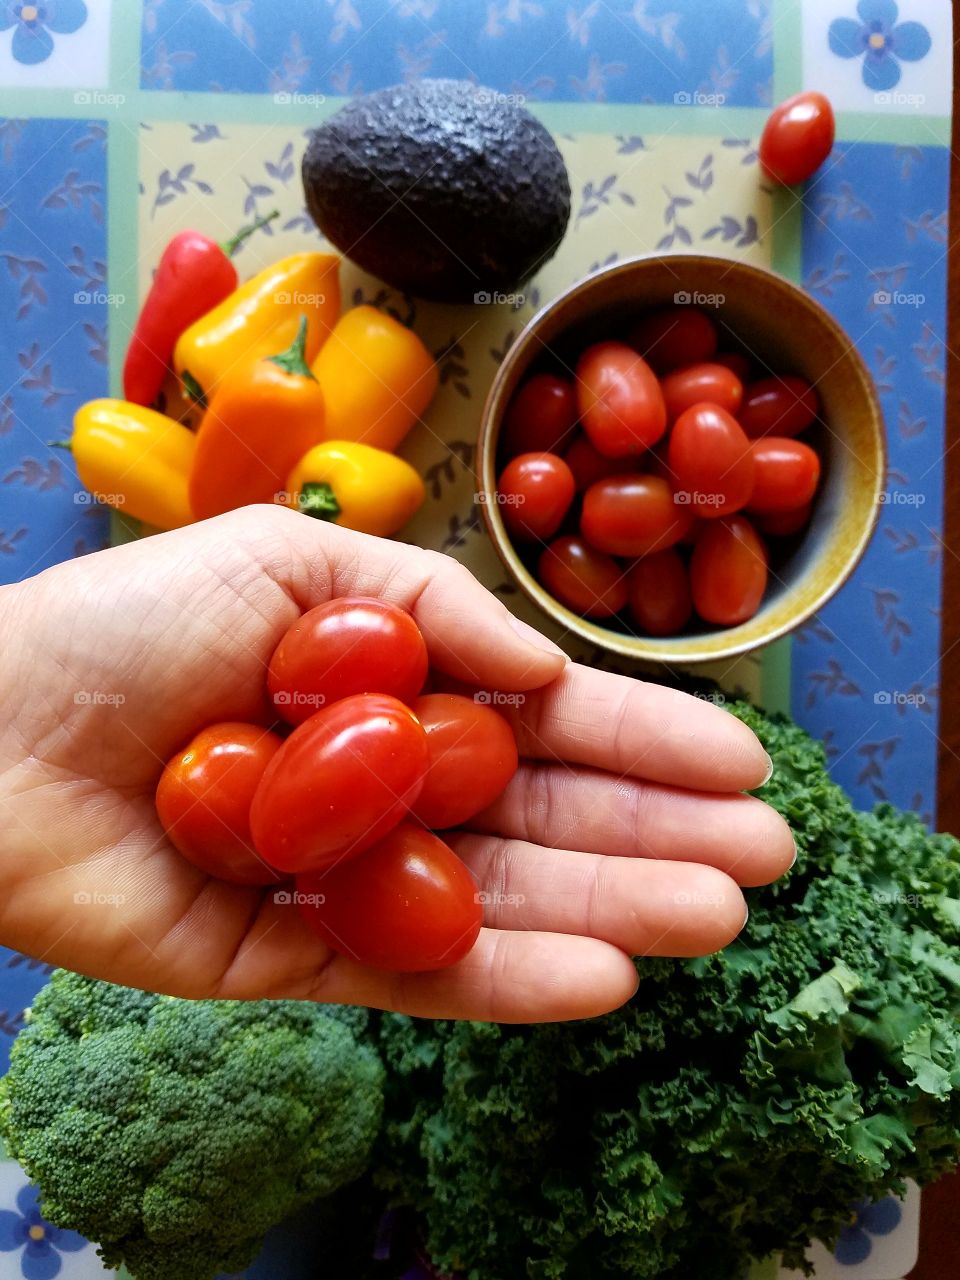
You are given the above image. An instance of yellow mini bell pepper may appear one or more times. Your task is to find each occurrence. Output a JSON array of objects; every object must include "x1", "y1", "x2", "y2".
[
  {"x1": 311, "y1": 305, "x2": 438, "y2": 453},
  {"x1": 67, "y1": 399, "x2": 196, "y2": 529},
  {"x1": 284, "y1": 440, "x2": 425, "y2": 538},
  {"x1": 174, "y1": 252, "x2": 340, "y2": 403}
]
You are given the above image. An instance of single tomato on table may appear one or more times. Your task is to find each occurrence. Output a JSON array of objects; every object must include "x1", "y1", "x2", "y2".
[
  {"x1": 156, "y1": 722, "x2": 283, "y2": 885},
  {"x1": 250, "y1": 692, "x2": 429, "y2": 873},
  {"x1": 759, "y1": 91, "x2": 835, "y2": 186},
  {"x1": 668, "y1": 403, "x2": 755, "y2": 518},
  {"x1": 580, "y1": 474, "x2": 693, "y2": 558},
  {"x1": 747, "y1": 438, "x2": 821, "y2": 514},
  {"x1": 410, "y1": 693, "x2": 519, "y2": 829},
  {"x1": 538, "y1": 536, "x2": 627, "y2": 618},
  {"x1": 690, "y1": 516, "x2": 768, "y2": 626},
  {"x1": 498, "y1": 452, "x2": 575, "y2": 542},
  {"x1": 296, "y1": 823, "x2": 482, "y2": 972},
  {"x1": 627, "y1": 549, "x2": 692, "y2": 637},
  {"x1": 502, "y1": 373, "x2": 578, "y2": 457},
  {"x1": 268, "y1": 597, "x2": 428, "y2": 725},
  {"x1": 627, "y1": 306, "x2": 718, "y2": 374},
  {"x1": 575, "y1": 341, "x2": 667, "y2": 457}
]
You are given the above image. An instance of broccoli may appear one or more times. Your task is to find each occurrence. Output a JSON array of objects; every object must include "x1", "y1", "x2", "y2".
[
  {"x1": 0, "y1": 974, "x2": 384, "y2": 1280},
  {"x1": 374, "y1": 700, "x2": 960, "y2": 1280}
]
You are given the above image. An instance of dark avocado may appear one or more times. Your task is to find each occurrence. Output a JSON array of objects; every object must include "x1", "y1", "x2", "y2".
[{"x1": 302, "y1": 78, "x2": 571, "y2": 304}]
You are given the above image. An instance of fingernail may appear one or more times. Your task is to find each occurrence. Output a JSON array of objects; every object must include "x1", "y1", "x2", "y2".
[
  {"x1": 789, "y1": 837, "x2": 798, "y2": 869},
  {"x1": 509, "y1": 616, "x2": 568, "y2": 660},
  {"x1": 760, "y1": 751, "x2": 774, "y2": 786},
  {"x1": 741, "y1": 900, "x2": 750, "y2": 930}
]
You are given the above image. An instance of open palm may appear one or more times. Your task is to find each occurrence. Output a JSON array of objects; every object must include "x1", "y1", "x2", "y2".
[{"x1": 0, "y1": 506, "x2": 792, "y2": 1022}]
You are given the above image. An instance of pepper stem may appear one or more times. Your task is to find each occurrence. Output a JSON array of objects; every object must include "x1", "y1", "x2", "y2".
[
  {"x1": 297, "y1": 482, "x2": 341, "y2": 521},
  {"x1": 220, "y1": 209, "x2": 280, "y2": 257},
  {"x1": 181, "y1": 370, "x2": 207, "y2": 406},
  {"x1": 48, "y1": 439, "x2": 73, "y2": 451},
  {"x1": 266, "y1": 316, "x2": 317, "y2": 380}
]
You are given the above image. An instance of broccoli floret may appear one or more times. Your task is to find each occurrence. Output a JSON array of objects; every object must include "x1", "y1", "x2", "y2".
[{"x1": 0, "y1": 974, "x2": 383, "y2": 1280}]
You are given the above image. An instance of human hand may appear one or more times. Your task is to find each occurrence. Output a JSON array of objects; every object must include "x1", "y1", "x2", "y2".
[{"x1": 0, "y1": 506, "x2": 793, "y2": 1022}]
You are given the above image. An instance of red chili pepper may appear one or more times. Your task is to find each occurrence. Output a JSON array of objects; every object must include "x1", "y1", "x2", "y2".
[{"x1": 122, "y1": 210, "x2": 279, "y2": 407}]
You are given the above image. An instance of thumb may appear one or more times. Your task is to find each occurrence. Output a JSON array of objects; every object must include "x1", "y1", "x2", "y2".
[{"x1": 254, "y1": 506, "x2": 569, "y2": 692}]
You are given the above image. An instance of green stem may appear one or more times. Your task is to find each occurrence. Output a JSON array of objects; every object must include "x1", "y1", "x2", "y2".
[
  {"x1": 297, "y1": 482, "x2": 341, "y2": 521},
  {"x1": 49, "y1": 439, "x2": 73, "y2": 451},
  {"x1": 266, "y1": 316, "x2": 317, "y2": 381},
  {"x1": 181, "y1": 370, "x2": 207, "y2": 406},
  {"x1": 220, "y1": 209, "x2": 279, "y2": 257}
]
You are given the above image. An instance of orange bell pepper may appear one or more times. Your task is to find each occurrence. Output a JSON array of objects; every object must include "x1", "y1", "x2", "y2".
[
  {"x1": 189, "y1": 316, "x2": 326, "y2": 520},
  {"x1": 311, "y1": 305, "x2": 438, "y2": 453}
]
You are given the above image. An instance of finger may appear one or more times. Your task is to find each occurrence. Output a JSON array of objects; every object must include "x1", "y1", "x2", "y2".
[
  {"x1": 308, "y1": 929, "x2": 640, "y2": 1023},
  {"x1": 472, "y1": 763, "x2": 795, "y2": 886},
  {"x1": 236, "y1": 504, "x2": 568, "y2": 691},
  {"x1": 448, "y1": 833, "x2": 748, "y2": 957},
  {"x1": 496, "y1": 664, "x2": 771, "y2": 792}
]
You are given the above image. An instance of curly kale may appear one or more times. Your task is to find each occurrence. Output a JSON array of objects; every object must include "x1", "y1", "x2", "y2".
[
  {"x1": 0, "y1": 976, "x2": 384, "y2": 1280},
  {"x1": 374, "y1": 703, "x2": 960, "y2": 1280}
]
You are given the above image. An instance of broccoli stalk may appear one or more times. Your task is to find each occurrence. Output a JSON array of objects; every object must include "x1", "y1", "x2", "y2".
[{"x1": 0, "y1": 978, "x2": 383, "y2": 1280}]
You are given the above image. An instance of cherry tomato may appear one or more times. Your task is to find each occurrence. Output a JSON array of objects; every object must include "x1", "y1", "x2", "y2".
[
  {"x1": 538, "y1": 536, "x2": 627, "y2": 618},
  {"x1": 737, "y1": 375, "x2": 819, "y2": 438},
  {"x1": 660, "y1": 361, "x2": 744, "y2": 423},
  {"x1": 628, "y1": 306, "x2": 718, "y2": 374},
  {"x1": 668, "y1": 403, "x2": 755, "y2": 518},
  {"x1": 690, "y1": 516, "x2": 768, "y2": 626},
  {"x1": 156, "y1": 723, "x2": 283, "y2": 885},
  {"x1": 714, "y1": 352, "x2": 752, "y2": 382},
  {"x1": 250, "y1": 693, "x2": 428, "y2": 873},
  {"x1": 297, "y1": 824, "x2": 482, "y2": 972},
  {"x1": 759, "y1": 91, "x2": 835, "y2": 186},
  {"x1": 502, "y1": 373, "x2": 578, "y2": 457},
  {"x1": 563, "y1": 433, "x2": 633, "y2": 492},
  {"x1": 410, "y1": 693, "x2": 519, "y2": 829},
  {"x1": 627, "y1": 549, "x2": 692, "y2": 637},
  {"x1": 581, "y1": 474, "x2": 693, "y2": 557},
  {"x1": 498, "y1": 452, "x2": 575, "y2": 542},
  {"x1": 575, "y1": 341, "x2": 667, "y2": 457},
  {"x1": 754, "y1": 502, "x2": 812, "y2": 538},
  {"x1": 747, "y1": 438, "x2": 821, "y2": 514},
  {"x1": 268, "y1": 597, "x2": 428, "y2": 726}
]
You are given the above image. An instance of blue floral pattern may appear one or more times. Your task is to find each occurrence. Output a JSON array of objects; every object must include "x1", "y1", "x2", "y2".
[
  {"x1": 834, "y1": 1195, "x2": 902, "y2": 1265},
  {"x1": 829, "y1": 0, "x2": 931, "y2": 91},
  {"x1": 0, "y1": 0, "x2": 88, "y2": 65},
  {"x1": 0, "y1": 1183, "x2": 86, "y2": 1279}
]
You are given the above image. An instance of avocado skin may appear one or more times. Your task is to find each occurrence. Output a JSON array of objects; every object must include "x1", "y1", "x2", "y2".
[{"x1": 302, "y1": 79, "x2": 571, "y2": 304}]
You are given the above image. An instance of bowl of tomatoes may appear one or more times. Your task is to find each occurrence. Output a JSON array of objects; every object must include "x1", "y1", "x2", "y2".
[{"x1": 477, "y1": 254, "x2": 885, "y2": 664}]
